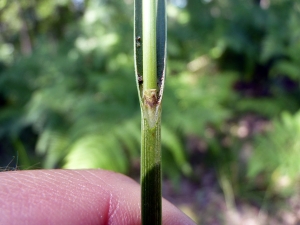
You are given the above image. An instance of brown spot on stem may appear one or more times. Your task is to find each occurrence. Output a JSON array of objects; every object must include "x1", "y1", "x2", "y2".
[{"x1": 144, "y1": 89, "x2": 158, "y2": 107}]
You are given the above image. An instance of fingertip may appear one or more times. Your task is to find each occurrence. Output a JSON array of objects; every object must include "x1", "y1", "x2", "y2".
[{"x1": 0, "y1": 169, "x2": 196, "y2": 225}]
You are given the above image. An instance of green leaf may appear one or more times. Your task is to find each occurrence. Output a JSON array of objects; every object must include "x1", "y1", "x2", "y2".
[
  {"x1": 156, "y1": 0, "x2": 167, "y2": 102},
  {"x1": 134, "y1": 0, "x2": 143, "y2": 102},
  {"x1": 134, "y1": 0, "x2": 167, "y2": 104}
]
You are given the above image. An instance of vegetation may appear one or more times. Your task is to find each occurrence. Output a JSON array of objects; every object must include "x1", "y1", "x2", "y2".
[{"x1": 1, "y1": 0, "x2": 300, "y2": 223}]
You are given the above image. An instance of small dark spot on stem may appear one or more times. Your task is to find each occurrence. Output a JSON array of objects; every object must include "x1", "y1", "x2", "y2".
[
  {"x1": 138, "y1": 75, "x2": 143, "y2": 84},
  {"x1": 136, "y1": 36, "x2": 141, "y2": 48}
]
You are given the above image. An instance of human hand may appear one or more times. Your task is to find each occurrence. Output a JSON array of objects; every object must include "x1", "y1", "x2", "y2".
[{"x1": 0, "y1": 169, "x2": 196, "y2": 225}]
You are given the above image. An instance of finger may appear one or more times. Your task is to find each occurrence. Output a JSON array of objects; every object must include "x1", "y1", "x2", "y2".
[{"x1": 0, "y1": 169, "x2": 196, "y2": 225}]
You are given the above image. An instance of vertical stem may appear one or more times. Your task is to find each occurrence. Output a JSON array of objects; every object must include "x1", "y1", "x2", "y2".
[
  {"x1": 141, "y1": 106, "x2": 162, "y2": 225},
  {"x1": 143, "y1": 0, "x2": 157, "y2": 90},
  {"x1": 136, "y1": 0, "x2": 165, "y2": 224}
]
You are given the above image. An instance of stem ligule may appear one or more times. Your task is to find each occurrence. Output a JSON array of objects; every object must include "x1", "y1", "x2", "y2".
[{"x1": 143, "y1": 89, "x2": 158, "y2": 128}]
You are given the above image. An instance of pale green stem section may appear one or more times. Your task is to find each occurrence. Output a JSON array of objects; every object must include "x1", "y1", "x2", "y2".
[
  {"x1": 143, "y1": 0, "x2": 157, "y2": 90},
  {"x1": 141, "y1": 106, "x2": 162, "y2": 225}
]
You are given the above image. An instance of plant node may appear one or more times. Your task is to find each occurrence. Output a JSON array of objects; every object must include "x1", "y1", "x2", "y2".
[{"x1": 143, "y1": 89, "x2": 159, "y2": 128}]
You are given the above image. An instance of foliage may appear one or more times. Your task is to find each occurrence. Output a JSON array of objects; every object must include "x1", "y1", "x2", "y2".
[
  {"x1": 0, "y1": 0, "x2": 237, "y2": 176},
  {"x1": 248, "y1": 111, "x2": 300, "y2": 197},
  {"x1": 0, "y1": 0, "x2": 138, "y2": 171}
]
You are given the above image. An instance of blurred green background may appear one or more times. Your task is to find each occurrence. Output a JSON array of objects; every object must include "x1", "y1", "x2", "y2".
[{"x1": 1, "y1": 0, "x2": 300, "y2": 224}]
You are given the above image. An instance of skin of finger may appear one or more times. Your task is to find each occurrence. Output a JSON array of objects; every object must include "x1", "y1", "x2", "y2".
[{"x1": 0, "y1": 169, "x2": 196, "y2": 225}]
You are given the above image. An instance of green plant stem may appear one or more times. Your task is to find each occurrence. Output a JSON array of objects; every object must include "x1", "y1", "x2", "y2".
[
  {"x1": 141, "y1": 104, "x2": 162, "y2": 225},
  {"x1": 143, "y1": 0, "x2": 157, "y2": 90},
  {"x1": 136, "y1": 0, "x2": 164, "y2": 224}
]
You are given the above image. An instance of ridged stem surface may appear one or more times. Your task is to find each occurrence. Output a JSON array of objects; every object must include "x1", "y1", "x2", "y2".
[{"x1": 141, "y1": 104, "x2": 162, "y2": 225}]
